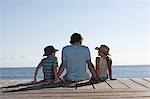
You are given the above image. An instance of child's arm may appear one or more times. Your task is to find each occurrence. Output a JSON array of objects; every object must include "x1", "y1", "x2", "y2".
[
  {"x1": 53, "y1": 57, "x2": 60, "y2": 83},
  {"x1": 53, "y1": 66, "x2": 60, "y2": 83},
  {"x1": 107, "y1": 58, "x2": 112, "y2": 79},
  {"x1": 107, "y1": 58, "x2": 116, "y2": 80},
  {"x1": 33, "y1": 64, "x2": 41, "y2": 82},
  {"x1": 96, "y1": 57, "x2": 100, "y2": 78}
]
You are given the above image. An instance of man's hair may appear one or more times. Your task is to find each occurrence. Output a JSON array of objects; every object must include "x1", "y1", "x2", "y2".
[{"x1": 70, "y1": 33, "x2": 82, "y2": 44}]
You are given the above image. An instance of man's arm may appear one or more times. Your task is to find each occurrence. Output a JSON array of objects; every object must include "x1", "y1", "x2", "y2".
[
  {"x1": 57, "y1": 60, "x2": 67, "y2": 77},
  {"x1": 86, "y1": 59, "x2": 98, "y2": 81}
]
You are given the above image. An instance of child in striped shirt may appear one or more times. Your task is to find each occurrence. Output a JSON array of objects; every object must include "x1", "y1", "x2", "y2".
[{"x1": 33, "y1": 45, "x2": 60, "y2": 83}]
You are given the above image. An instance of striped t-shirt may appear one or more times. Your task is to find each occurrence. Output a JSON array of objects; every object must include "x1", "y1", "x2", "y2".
[{"x1": 39, "y1": 56, "x2": 58, "y2": 81}]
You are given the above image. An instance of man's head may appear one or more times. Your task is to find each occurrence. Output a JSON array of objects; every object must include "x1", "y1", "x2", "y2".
[{"x1": 70, "y1": 33, "x2": 82, "y2": 44}]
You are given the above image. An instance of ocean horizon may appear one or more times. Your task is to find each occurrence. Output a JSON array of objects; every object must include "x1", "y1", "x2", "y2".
[{"x1": 0, "y1": 65, "x2": 150, "y2": 80}]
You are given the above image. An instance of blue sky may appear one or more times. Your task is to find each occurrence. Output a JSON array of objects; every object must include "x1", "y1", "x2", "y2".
[{"x1": 0, "y1": 0, "x2": 150, "y2": 67}]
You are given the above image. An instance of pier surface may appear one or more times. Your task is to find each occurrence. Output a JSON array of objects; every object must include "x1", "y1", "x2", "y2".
[{"x1": 0, "y1": 78, "x2": 150, "y2": 99}]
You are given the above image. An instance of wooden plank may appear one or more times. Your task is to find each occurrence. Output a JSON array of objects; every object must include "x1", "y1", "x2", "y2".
[
  {"x1": 0, "y1": 81, "x2": 6, "y2": 87},
  {"x1": 93, "y1": 81, "x2": 111, "y2": 89},
  {"x1": 4, "y1": 88, "x2": 148, "y2": 94},
  {"x1": 0, "y1": 80, "x2": 18, "y2": 88},
  {"x1": 130, "y1": 78, "x2": 150, "y2": 89},
  {"x1": 0, "y1": 79, "x2": 150, "y2": 99},
  {"x1": 117, "y1": 78, "x2": 148, "y2": 90},
  {"x1": 0, "y1": 80, "x2": 29, "y2": 89},
  {"x1": 1, "y1": 89, "x2": 150, "y2": 99},
  {"x1": 74, "y1": 80, "x2": 94, "y2": 89},
  {"x1": 77, "y1": 85, "x2": 93, "y2": 89},
  {"x1": 106, "y1": 79, "x2": 129, "y2": 89},
  {"x1": 1, "y1": 92, "x2": 150, "y2": 99},
  {"x1": 143, "y1": 78, "x2": 150, "y2": 82},
  {"x1": 1, "y1": 97, "x2": 150, "y2": 99}
]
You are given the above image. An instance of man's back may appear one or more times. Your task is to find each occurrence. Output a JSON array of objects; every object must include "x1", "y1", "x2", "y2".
[
  {"x1": 58, "y1": 33, "x2": 98, "y2": 82},
  {"x1": 62, "y1": 43, "x2": 90, "y2": 81}
]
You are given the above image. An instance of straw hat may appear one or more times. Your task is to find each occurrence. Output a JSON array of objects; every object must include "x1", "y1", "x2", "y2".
[
  {"x1": 43, "y1": 46, "x2": 58, "y2": 56},
  {"x1": 95, "y1": 45, "x2": 110, "y2": 55}
]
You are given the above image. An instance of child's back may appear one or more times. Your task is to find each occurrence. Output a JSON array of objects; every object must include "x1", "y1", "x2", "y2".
[
  {"x1": 40, "y1": 56, "x2": 58, "y2": 82},
  {"x1": 97, "y1": 57, "x2": 108, "y2": 78}
]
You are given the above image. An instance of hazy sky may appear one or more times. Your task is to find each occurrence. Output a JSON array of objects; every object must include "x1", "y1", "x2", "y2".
[{"x1": 0, "y1": 0, "x2": 150, "y2": 67}]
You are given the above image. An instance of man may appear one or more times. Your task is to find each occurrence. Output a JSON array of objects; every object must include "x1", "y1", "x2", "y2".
[{"x1": 58, "y1": 33, "x2": 98, "y2": 83}]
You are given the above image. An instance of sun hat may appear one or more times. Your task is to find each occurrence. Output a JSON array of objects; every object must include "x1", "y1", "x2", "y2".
[
  {"x1": 95, "y1": 45, "x2": 110, "y2": 55},
  {"x1": 43, "y1": 46, "x2": 58, "y2": 56}
]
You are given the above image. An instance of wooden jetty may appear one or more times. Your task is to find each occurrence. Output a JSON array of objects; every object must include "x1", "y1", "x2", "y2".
[{"x1": 0, "y1": 78, "x2": 150, "y2": 99}]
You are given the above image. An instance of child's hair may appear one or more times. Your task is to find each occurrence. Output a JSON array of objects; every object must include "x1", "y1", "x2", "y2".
[{"x1": 106, "y1": 56, "x2": 110, "y2": 63}]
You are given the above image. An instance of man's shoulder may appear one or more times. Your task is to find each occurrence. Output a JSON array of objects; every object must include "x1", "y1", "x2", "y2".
[
  {"x1": 80, "y1": 45, "x2": 89, "y2": 49},
  {"x1": 63, "y1": 45, "x2": 89, "y2": 50},
  {"x1": 63, "y1": 45, "x2": 71, "y2": 48},
  {"x1": 62, "y1": 45, "x2": 71, "y2": 50}
]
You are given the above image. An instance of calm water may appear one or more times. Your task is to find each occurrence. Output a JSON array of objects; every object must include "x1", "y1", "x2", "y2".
[{"x1": 0, "y1": 65, "x2": 150, "y2": 80}]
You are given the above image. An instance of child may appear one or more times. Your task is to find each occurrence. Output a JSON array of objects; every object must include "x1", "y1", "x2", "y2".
[
  {"x1": 95, "y1": 45, "x2": 116, "y2": 81},
  {"x1": 33, "y1": 45, "x2": 60, "y2": 83}
]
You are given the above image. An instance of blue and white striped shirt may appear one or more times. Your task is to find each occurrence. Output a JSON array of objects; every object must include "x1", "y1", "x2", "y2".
[{"x1": 39, "y1": 56, "x2": 58, "y2": 81}]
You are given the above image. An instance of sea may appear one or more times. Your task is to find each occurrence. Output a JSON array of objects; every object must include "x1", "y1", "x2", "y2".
[{"x1": 0, "y1": 65, "x2": 150, "y2": 80}]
